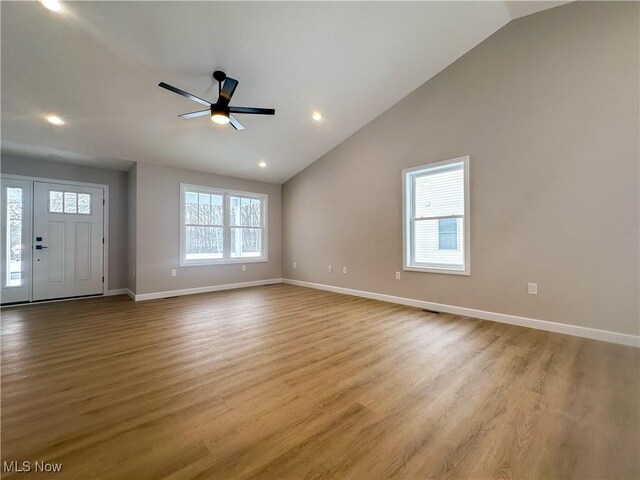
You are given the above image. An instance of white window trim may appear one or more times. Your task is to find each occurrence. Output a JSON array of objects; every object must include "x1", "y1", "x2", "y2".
[
  {"x1": 402, "y1": 156, "x2": 470, "y2": 276},
  {"x1": 179, "y1": 183, "x2": 268, "y2": 267}
]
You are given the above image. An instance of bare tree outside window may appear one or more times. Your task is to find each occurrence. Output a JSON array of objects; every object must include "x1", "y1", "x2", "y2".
[
  {"x1": 185, "y1": 193, "x2": 224, "y2": 258},
  {"x1": 230, "y1": 197, "x2": 262, "y2": 257},
  {"x1": 182, "y1": 188, "x2": 266, "y2": 264},
  {"x1": 7, "y1": 188, "x2": 22, "y2": 286}
]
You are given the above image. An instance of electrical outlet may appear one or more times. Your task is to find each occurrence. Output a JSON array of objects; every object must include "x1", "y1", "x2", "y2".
[
  {"x1": 328, "y1": 265, "x2": 332, "y2": 273},
  {"x1": 527, "y1": 283, "x2": 538, "y2": 295},
  {"x1": 342, "y1": 266, "x2": 347, "y2": 274},
  {"x1": 242, "y1": 265, "x2": 246, "y2": 272},
  {"x1": 293, "y1": 261, "x2": 297, "y2": 269},
  {"x1": 171, "y1": 269, "x2": 177, "y2": 277},
  {"x1": 395, "y1": 271, "x2": 401, "y2": 280}
]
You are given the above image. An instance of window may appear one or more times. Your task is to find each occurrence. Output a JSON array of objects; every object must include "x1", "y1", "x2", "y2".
[
  {"x1": 6, "y1": 187, "x2": 23, "y2": 287},
  {"x1": 403, "y1": 156, "x2": 469, "y2": 275},
  {"x1": 180, "y1": 184, "x2": 267, "y2": 266},
  {"x1": 438, "y1": 218, "x2": 458, "y2": 250},
  {"x1": 49, "y1": 191, "x2": 91, "y2": 214}
]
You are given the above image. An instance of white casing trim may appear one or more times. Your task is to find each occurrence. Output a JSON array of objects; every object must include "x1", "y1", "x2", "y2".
[
  {"x1": 133, "y1": 278, "x2": 282, "y2": 301},
  {"x1": 282, "y1": 278, "x2": 640, "y2": 348}
]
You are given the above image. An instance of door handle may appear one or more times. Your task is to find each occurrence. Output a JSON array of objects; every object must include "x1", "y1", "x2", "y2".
[{"x1": 35, "y1": 245, "x2": 48, "y2": 250}]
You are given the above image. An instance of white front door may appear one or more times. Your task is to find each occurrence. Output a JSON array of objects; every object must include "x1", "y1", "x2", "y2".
[
  {"x1": 32, "y1": 182, "x2": 105, "y2": 301},
  {"x1": 1, "y1": 179, "x2": 32, "y2": 304}
]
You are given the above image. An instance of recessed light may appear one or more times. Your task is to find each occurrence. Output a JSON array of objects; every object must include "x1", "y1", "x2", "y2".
[
  {"x1": 38, "y1": 0, "x2": 63, "y2": 13},
  {"x1": 312, "y1": 112, "x2": 322, "y2": 121},
  {"x1": 258, "y1": 161, "x2": 267, "y2": 168},
  {"x1": 45, "y1": 114, "x2": 65, "y2": 126}
]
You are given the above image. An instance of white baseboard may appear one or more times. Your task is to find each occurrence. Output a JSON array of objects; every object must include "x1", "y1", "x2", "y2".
[
  {"x1": 105, "y1": 288, "x2": 136, "y2": 300},
  {"x1": 133, "y1": 278, "x2": 283, "y2": 302},
  {"x1": 282, "y1": 278, "x2": 639, "y2": 347},
  {"x1": 104, "y1": 288, "x2": 129, "y2": 296}
]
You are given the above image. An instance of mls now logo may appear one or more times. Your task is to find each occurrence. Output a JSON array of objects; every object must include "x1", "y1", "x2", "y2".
[{"x1": 3, "y1": 460, "x2": 63, "y2": 473}]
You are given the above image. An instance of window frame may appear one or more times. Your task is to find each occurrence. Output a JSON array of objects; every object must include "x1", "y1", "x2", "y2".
[
  {"x1": 402, "y1": 156, "x2": 470, "y2": 276},
  {"x1": 179, "y1": 183, "x2": 268, "y2": 267}
]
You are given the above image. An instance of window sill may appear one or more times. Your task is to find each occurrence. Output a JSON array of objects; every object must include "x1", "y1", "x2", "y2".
[
  {"x1": 403, "y1": 265, "x2": 470, "y2": 276},
  {"x1": 180, "y1": 257, "x2": 269, "y2": 267}
]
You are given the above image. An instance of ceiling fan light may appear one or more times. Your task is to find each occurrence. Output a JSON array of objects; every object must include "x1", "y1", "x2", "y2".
[
  {"x1": 39, "y1": 0, "x2": 63, "y2": 12},
  {"x1": 211, "y1": 113, "x2": 230, "y2": 124},
  {"x1": 211, "y1": 106, "x2": 230, "y2": 125}
]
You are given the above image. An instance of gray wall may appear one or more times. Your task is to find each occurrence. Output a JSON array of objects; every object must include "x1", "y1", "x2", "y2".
[
  {"x1": 282, "y1": 2, "x2": 640, "y2": 335},
  {"x1": 134, "y1": 161, "x2": 281, "y2": 294},
  {"x1": 1, "y1": 156, "x2": 129, "y2": 291},
  {"x1": 127, "y1": 164, "x2": 137, "y2": 293}
]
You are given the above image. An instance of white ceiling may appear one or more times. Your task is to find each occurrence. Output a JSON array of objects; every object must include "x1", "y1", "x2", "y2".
[{"x1": 1, "y1": 1, "x2": 567, "y2": 184}]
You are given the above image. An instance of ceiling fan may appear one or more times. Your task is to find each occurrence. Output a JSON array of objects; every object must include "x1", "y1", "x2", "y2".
[{"x1": 158, "y1": 70, "x2": 275, "y2": 130}]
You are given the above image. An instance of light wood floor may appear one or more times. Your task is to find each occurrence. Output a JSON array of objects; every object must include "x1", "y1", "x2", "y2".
[{"x1": 1, "y1": 284, "x2": 638, "y2": 480}]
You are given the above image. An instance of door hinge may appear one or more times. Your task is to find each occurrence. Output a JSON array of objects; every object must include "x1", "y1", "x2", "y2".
[
  {"x1": 102, "y1": 276, "x2": 104, "y2": 283},
  {"x1": 103, "y1": 199, "x2": 105, "y2": 205},
  {"x1": 102, "y1": 237, "x2": 105, "y2": 244}
]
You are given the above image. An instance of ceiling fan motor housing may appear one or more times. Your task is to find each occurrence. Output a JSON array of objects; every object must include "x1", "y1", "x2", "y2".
[
  {"x1": 210, "y1": 104, "x2": 230, "y2": 124},
  {"x1": 211, "y1": 104, "x2": 230, "y2": 116}
]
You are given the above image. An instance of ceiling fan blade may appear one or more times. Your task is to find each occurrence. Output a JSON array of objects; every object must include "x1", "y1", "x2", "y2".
[
  {"x1": 228, "y1": 114, "x2": 245, "y2": 130},
  {"x1": 178, "y1": 109, "x2": 210, "y2": 119},
  {"x1": 229, "y1": 106, "x2": 276, "y2": 115},
  {"x1": 218, "y1": 77, "x2": 239, "y2": 105},
  {"x1": 158, "y1": 82, "x2": 211, "y2": 107}
]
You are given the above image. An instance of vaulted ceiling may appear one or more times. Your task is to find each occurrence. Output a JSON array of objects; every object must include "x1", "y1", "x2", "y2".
[{"x1": 1, "y1": 1, "x2": 567, "y2": 183}]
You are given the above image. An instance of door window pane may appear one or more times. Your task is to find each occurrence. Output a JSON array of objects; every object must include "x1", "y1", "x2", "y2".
[
  {"x1": 50, "y1": 191, "x2": 92, "y2": 214},
  {"x1": 64, "y1": 192, "x2": 77, "y2": 213},
  {"x1": 6, "y1": 187, "x2": 23, "y2": 287},
  {"x1": 78, "y1": 194, "x2": 91, "y2": 214},
  {"x1": 49, "y1": 191, "x2": 63, "y2": 213}
]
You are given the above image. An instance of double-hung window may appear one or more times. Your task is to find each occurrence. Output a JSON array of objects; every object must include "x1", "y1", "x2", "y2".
[
  {"x1": 180, "y1": 184, "x2": 267, "y2": 266},
  {"x1": 403, "y1": 156, "x2": 470, "y2": 275}
]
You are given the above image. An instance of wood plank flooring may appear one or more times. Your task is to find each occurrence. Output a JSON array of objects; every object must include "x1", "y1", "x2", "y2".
[{"x1": 1, "y1": 284, "x2": 638, "y2": 479}]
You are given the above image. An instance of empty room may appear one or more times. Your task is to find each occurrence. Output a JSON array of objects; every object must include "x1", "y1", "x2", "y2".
[{"x1": 1, "y1": 1, "x2": 638, "y2": 479}]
